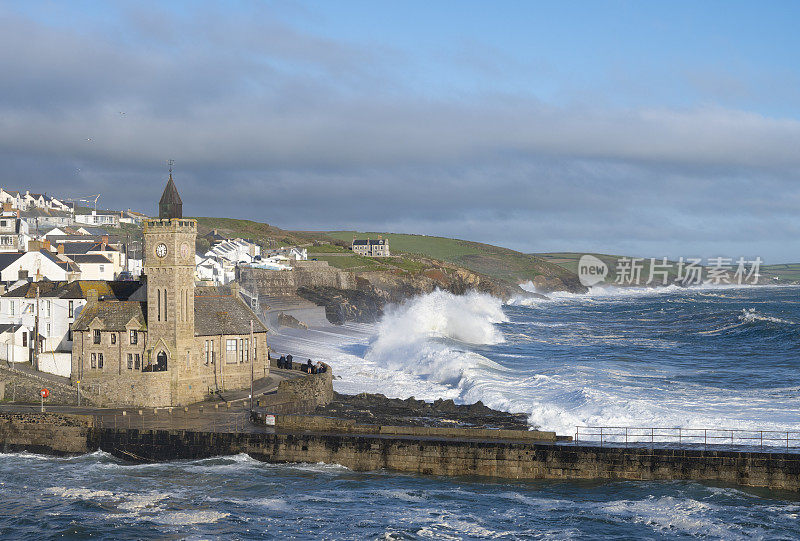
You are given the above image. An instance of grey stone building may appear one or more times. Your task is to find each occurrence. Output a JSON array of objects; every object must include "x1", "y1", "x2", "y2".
[{"x1": 70, "y1": 174, "x2": 269, "y2": 407}]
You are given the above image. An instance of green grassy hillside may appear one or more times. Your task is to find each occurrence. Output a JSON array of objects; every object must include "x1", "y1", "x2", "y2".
[{"x1": 325, "y1": 231, "x2": 576, "y2": 286}]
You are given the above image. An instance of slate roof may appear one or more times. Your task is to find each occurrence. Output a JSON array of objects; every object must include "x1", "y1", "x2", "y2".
[
  {"x1": 72, "y1": 301, "x2": 147, "y2": 331},
  {"x1": 194, "y1": 293, "x2": 268, "y2": 336},
  {"x1": 67, "y1": 281, "x2": 266, "y2": 336},
  {"x1": 0, "y1": 252, "x2": 24, "y2": 270},
  {"x1": 0, "y1": 323, "x2": 23, "y2": 334},
  {"x1": 2, "y1": 280, "x2": 145, "y2": 300},
  {"x1": 71, "y1": 254, "x2": 113, "y2": 264},
  {"x1": 58, "y1": 242, "x2": 119, "y2": 255},
  {"x1": 352, "y1": 239, "x2": 387, "y2": 246},
  {"x1": 20, "y1": 208, "x2": 71, "y2": 218}
]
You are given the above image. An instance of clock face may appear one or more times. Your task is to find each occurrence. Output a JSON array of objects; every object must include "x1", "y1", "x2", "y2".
[
  {"x1": 155, "y1": 243, "x2": 168, "y2": 258},
  {"x1": 180, "y1": 243, "x2": 190, "y2": 259}
]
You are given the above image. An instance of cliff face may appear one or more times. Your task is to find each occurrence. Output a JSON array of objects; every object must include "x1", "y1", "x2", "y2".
[
  {"x1": 295, "y1": 264, "x2": 527, "y2": 324},
  {"x1": 245, "y1": 257, "x2": 571, "y2": 325}
]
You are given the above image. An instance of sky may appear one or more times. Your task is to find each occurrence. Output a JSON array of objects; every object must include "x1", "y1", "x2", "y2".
[{"x1": 1, "y1": 1, "x2": 800, "y2": 262}]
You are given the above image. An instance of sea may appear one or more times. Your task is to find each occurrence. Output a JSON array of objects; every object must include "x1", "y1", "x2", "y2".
[{"x1": 2, "y1": 285, "x2": 800, "y2": 539}]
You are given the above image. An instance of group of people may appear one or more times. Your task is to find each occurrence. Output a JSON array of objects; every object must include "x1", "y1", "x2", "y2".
[
  {"x1": 276, "y1": 354, "x2": 294, "y2": 369},
  {"x1": 275, "y1": 354, "x2": 327, "y2": 374}
]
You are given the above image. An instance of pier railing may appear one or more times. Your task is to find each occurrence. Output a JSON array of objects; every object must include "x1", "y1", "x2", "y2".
[{"x1": 575, "y1": 426, "x2": 800, "y2": 451}]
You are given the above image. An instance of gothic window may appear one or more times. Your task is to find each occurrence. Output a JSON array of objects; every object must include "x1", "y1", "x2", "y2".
[
  {"x1": 90, "y1": 353, "x2": 96, "y2": 368},
  {"x1": 93, "y1": 329, "x2": 101, "y2": 344},
  {"x1": 127, "y1": 354, "x2": 133, "y2": 370},
  {"x1": 135, "y1": 354, "x2": 140, "y2": 370},
  {"x1": 157, "y1": 289, "x2": 161, "y2": 322},
  {"x1": 155, "y1": 351, "x2": 167, "y2": 372},
  {"x1": 130, "y1": 329, "x2": 138, "y2": 344},
  {"x1": 98, "y1": 353, "x2": 104, "y2": 369},
  {"x1": 163, "y1": 290, "x2": 167, "y2": 321}
]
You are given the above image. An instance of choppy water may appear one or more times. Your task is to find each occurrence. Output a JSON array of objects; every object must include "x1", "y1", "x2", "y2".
[{"x1": 3, "y1": 285, "x2": 800, "y2": 539}]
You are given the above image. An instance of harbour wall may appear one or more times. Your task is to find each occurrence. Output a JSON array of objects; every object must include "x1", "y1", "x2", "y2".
[{"x1": 2, "y1": 412, "x2": 800, "y2": 491}]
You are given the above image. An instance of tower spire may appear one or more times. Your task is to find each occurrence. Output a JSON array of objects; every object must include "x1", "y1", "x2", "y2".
[{"x1": 159, "y1": 159, "x2": 183, "y2": 219}]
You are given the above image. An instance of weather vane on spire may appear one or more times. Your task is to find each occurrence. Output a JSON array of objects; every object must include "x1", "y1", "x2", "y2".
[{"x1": 167, "y1": 158, "x2": 175, "y2": 176}]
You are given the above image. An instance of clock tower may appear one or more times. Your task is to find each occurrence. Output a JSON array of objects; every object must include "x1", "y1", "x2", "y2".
[{"x1": 143, "y1": 172, "x2": 196, "y2": 376}]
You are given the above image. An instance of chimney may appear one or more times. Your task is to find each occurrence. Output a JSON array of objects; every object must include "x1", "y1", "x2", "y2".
[
  {"x1": 102, "y1": 235, "x2": 109, "y2": 246},
  {"x1": 57, "y1": 244, "x2": 64, "y2": 255},
  {"x1": 18, "y1": 269, "x2": 28, "y2": 281},
  {"x1": 86, "y1": 288, "x2": 99, "y2": 304},
  {"x1": 230, "y1": 281, "x2": 240, "y2": 298}
]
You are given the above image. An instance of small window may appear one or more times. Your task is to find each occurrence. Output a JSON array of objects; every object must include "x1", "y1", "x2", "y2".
[
  {"x1": 110, "y1": 333, "x2": 116, "y2": 344},
  {"x1": 99, "y1": 265, "x2": 105, "y2": 273},
  {"x1": 68, "y1": 300, "x2": 74, "y2": 317},
  {"x1": 127, "y1": 353, "x2": 133, "y2": 370},
  {"x1": 239, "y1": 339, "x2": 244, "y2": 363},
  {"x1": 91, "y1": 353, "x2": 96, "y2": 368},
  {"x1": 98, "y1": 353, "x2": 104, "y2": 369},
  {"x1": 93, "y1": 329, "x2": 101, "y2": 344},
  {"x1": 134, "y1": 354, "x2": 140, "y2": 370},
  {"x1": 22, "y1": 332, "x2": 27, "y2": 347},
  {"x1": 129, "y1": 330, "x2": 137, "y2": 344},
  {"x1": 67, "y1": 328, "x2": 73, "y2": 342},
  {"x1": 46, "y1": 323, "x2": 51, "y2": 337}
]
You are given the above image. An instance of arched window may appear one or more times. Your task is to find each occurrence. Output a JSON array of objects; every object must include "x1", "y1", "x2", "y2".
[{"x1": 155, "y1": 350, "x2": 168, "y2": 372}]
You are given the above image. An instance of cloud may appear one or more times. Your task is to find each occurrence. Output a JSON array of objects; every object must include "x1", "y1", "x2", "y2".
[{"x1": 0, "y1": 6, "x2": 798, "y2": 261}]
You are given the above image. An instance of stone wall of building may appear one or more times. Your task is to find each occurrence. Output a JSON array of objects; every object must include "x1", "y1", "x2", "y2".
[{"x1": 72, "y1": 328, "x2": 269, "y2": 408}]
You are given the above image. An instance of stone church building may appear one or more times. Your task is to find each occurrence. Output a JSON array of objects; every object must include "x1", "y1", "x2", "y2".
[{"x1": 71, "y1": 174, "x2": 269, "y2": 407}]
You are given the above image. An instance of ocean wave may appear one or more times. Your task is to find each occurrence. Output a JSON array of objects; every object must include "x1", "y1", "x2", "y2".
[{"x1": 513, "y1": 281, "x2": 796, "y2": 306}]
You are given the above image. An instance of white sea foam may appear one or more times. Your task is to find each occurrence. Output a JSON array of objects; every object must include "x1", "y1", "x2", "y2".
[
  {"x1": 738, "y1": 307, "x2": 795, "y2": 325},
  {"x1": 268, "y1": 287, "x2": 800, "y2": 439},
  {"x1": 151, "y1": 510, "x2": 230, "y2": 526}
]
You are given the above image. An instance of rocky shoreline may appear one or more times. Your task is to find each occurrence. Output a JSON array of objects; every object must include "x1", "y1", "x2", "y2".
[{"x1": 314, "y1": 392, "x2": 531, "y2": 430}]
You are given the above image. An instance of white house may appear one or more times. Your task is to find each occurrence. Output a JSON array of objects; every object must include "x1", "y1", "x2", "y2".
[
  {"x1": 75, "y1": 210, "x2": 120, "y2": 227},
  {"x1": 20, "y1": 208, "x2": 74, "y2": 229},
  {"x1": 352, "y1": 238, "x2": 390, "y2": 257},
  {"x1": 0, "y1": 214, "x2": 31, "y2": 252},
  {"x1": 0, "y1": 280, "x2": 144, "y2": 376},
  {"x1": 206, "y1": 238, "x2": 261, "y2": 265},
  {"x1": 0, "y1": 324, "x2": 30, "y2": 364},
  {"x1": 274, "y1": 246, "x2": 308, "y2": 261},
  {"x1": 57, "y1": 241, "x2": 125, "y2": 277},
  {"x1": 0, "y1": 189, "x2": 24, "y2": 210},
  {"x1": 0, "y1": 250, "x2": 72, "y2": 282},
  {"x1": 69, "y1": 254, "x2": 115, "y2": 280},
  {"x1": 119, "y1": 209, "x2": 148, "y2": 225},
  {"x1": 195, "y1": 254, "x2": 235, "y2": 285}
]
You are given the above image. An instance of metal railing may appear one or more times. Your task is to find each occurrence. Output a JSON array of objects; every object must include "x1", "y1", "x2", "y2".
[{"x1": 574, "y1": 426, "x2": 800, "y2": 451}]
